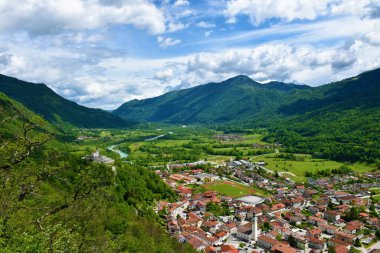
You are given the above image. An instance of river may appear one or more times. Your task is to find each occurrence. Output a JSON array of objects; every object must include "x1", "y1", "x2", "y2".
[
  {"x1": 144, "y1": 135, "x2": 166, "y2": 141},
  {"x1": 108, "y1": 145, "x2": 128, "y2": 158}
]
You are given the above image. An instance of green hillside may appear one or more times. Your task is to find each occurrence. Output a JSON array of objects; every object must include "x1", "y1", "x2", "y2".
[
  {"x1": 114, "y1": 69, "x2": 380, "y2": 125},
  {"x1": 114, "y1": 75, "x2": 311, "y2": 124},
  {"x1": 0, "y1": 74, "x2": 128, "y2": 129},
  {"x1": 114, "y1": 69, "x2": 380, "y2": 163},
  {"x1": 0, "y1": 92, "x2": 194, "y2": 252}
]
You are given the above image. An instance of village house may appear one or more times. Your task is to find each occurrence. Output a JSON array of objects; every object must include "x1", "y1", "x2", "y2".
[
  {"x1": 324, "y1": 210, "x2": 341, "y2": 222},
  {"x1": 344, "y1": 220, "x2": 364, "y2": 234},
  {"x1": 256, "y1": 235, "x2": 278, "y2": 250},
  {"x1": 335, "y1": 230, "x2": 356, "y2": 243}
]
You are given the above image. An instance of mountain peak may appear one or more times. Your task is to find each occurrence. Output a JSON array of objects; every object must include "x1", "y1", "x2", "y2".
[{"x1": 225, "y1": 75, "x2": 254, "y2": 83}]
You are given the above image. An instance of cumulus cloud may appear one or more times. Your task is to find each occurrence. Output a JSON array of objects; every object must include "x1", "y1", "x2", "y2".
[
  {"x1": 157, "y1": 36, "x2": 181, "y2": 48},
  {"x1": 196, "y1": 21, "x2": 216, "y2": 29},
  {"x1": 1, "y1": 0, "x2": 380, "y2": 110},
  {"x1": 224, "y1": 0, "x2": 331, "y2": 25},
  {"x1": 154, "y1": 68, "x2": 174, "y2": 81},
  {"x1": 176, "y1": 39, "x2": 380, "y2": 87},
  {"x1": 174, "y1": 0, "x2": 190, "y2": 7},
  {"x1": 167, "y1": 22, "x2": 187, "y2": 33},
  {"x1": 0, "y1": 0, "x2": 166, "y2": 35},
  {"x1": 224, "y1": 0, "x2": 377, "y2": 25},
  {"x1": 1, "y1": 35, "x2": 380, "y2": 109}
]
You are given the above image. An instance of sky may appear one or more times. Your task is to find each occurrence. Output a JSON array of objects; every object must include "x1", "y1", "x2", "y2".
[{"x1": 0, "y1": 0, "x2": 380, "y2": 110}]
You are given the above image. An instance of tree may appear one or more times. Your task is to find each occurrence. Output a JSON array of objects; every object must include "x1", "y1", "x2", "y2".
[
  {"x1": 354, "y1": 238, "x2": 361, "y2": 247},
  {"x1": 262, "y1": 222, "x2": 271, "y2": 232},
  {"x1": 328, "y1": 200, "x2": 334, "y2": 210},
  {"x1": 376, "y1": 229, "x2": 380, "y2": 240},
  {"x1": 346, "y1": 207, "x2": 359, "y2": 221},
  {"x1": 288, "y1": 235, "x2": 297, "y2": 248}
]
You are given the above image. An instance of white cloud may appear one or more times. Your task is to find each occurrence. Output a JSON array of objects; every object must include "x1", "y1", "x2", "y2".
[
  {"x1": 196, "y1": 21, "x2": 216, "y2": 29},
  {"x1": 157, "y1": 36, "x2": 181, "y2": 48},
  {"x1": 224, "y1": 0, "x2": 331, "y2": 25},
  {"x1": 0, "y1": 0, "x2": 166, "y2": 35},
  {"x1": 205, "y1": 31, "x2": 213, "y2": 37},
  {"x1": 1, "y1": 34, "x2": 380, "y2": 109},
  {"x1": 167, "y1": 22, "x2": 187, "y2": 33},
  {"x1": 180, "y1": 40, "x2": 380, "y2": 87},
  {"x1": 224, "y1": 0, "x2": 376, "y2": 25},
  {"x1": 365, "y1": 31, "x2": 380, "y2": 46},
  {"x1": 155, "y1": 68, "x2": 174, "y2": 81},
  {"x1": 174, "y1": 0, "x2": 190, "y2": 7},
  {"x1": 1, "y1": 0, "x2": 380, "y2": 110}
]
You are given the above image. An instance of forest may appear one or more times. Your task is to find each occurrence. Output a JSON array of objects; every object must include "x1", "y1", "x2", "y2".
[{"x1": 0, "y1": 93, "x2": 194, "y2": 252}]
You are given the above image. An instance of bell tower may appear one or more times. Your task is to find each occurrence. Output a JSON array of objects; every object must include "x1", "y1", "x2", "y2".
[{"x1": 252, "y1": 214, "x2": 258, "y2": 241}]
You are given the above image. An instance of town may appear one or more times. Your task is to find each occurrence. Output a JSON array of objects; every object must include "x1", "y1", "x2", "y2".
[{"x1": 155, "y1": 158, "x2": 380, "y2": 253}]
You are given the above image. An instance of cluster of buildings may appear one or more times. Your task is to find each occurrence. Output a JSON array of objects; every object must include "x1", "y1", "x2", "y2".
[
  {"x1": 83, "y1": 149, "x2": 114, "y2": 164},
  {"x1": 156, "y1": 158, "x2": 380, "y2": 253},
  {"x1": 214, "y1": 134, "x2": 244, "y2": 142}
]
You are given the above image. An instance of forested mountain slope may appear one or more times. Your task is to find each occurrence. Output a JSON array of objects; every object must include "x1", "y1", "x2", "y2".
[
  {"x1": 0, "y1": 92, "x2": 194, "y2": 252},
  {"x1": 0, "y1": 74, "x2": 128, "y2": 129},
  {"x1": 113, "y1": 75, "x2": 311, "y2": 124},
  {"x1": 114, "y1": 68, "x2": 380, "y2": 163}
]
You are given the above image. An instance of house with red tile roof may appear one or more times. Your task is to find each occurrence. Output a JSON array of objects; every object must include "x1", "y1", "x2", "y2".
[
  {"x1": 306, "y1": 236, "x2": 325, "y2": 251},
  {"x1": 308, "y1": 227, "x2": 322, "y2": 238},
  {"x1": 220, "y1": 244, "x2": 239, "y2": 253},
  {"x1": 344, "y1": 220, "x2": 364, "y2": 234},
  {"x1": 256, "y1": 235, "x2": 278, "y2": 249},
  {"x1": 324, "y1": 210, "x2": 341, "y2": 222},
  {"x1": 328, "y1": 237, "x2": 351, "y2": 248},
  {"x1": 188, "y1": 236, "x2": 205, "y2": 251},
  {"x1": 335, "y1": 231, "x2": 356, "y2": 243},
  {"x1": 204, "y1": 245, "x2": 217, "y2": 253},
  {"x1": 271, "y1": 242, "x2": 297, "y2": 253},
  {"x1": 271, "y1": 203, "x2": 286, "y2": 212},
  {"x1": 334, "y1": 245, "x2": 349, "y2": 253}
]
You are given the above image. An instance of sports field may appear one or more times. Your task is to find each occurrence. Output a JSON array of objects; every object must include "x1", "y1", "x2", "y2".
[{"x1": 204, "y1": 180, "x2": 256, "y2": 198}]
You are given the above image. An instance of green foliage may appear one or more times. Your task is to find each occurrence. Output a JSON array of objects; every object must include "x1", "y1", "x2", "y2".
[
  {"x1": 0, "y1": 95, "x2": 194, "y2": 253},
  {"x1": 114, "y1": 69, "x2": 380, "y2": 163},
  {"x1": 206, "y1": 202, "x2": 230, "y2": 216},
  {"x1": 354, "y1": 238, "x2": 361, "y2": 247},
  {"x1": 346, "y1": 207, "x2": 360, "y2": 221},
  {"x1": 114, "y1": 75, "x2": 311, "y2": 124},
  {"x1": 376, "y1": 229, "x2": 380, "y2": 240},
  {"x1": 288, "y1": 235, "x2": 297, "y2": 248}
]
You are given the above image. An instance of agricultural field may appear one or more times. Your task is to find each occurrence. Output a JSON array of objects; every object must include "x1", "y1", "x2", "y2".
[
  {"x1": 251, "y1": 153, "x2": 375, "y2": 183},
  {"x1": 68, "y1": 126, "x2": 376, "y2": 183}
]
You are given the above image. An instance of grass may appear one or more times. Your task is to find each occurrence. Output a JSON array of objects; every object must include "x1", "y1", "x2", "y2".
[
  {"x1": 251, "y1": 153, "x2": 375, "y2": 183},
  {"x1": 370, "y1": 188, "x2": 380, "y2": 195},
  {"x1": 373, "y1": 194, "x2": 380, "y2": 203},
  {"x1": 204, "y1": 180, "x2": 257, "y2": 198}
]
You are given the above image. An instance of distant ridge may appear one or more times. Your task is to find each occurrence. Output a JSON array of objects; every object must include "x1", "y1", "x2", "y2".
[
  {"x1": 113, "y1": 68, "x2": 380, "y2": 125},
  {"x1": 0, "y1": 74, "x2": 129, "y2": 129}
]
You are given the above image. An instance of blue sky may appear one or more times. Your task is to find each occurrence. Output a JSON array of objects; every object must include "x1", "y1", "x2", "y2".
[{"x1": 0, "y1": 0, "x2": 380, "y2": 109}]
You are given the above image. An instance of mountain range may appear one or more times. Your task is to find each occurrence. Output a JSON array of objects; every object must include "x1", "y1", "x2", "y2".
[
  {"x1": 0, "y1": 74, "x2": 128, "y2": 129},
  {"x1": 113, "y1": 68, "x2": 380, "y2": 125}
]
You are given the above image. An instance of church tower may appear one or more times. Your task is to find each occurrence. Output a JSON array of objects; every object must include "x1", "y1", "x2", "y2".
[{"x1": 252, "y1": 214, "x2": 258, "y2": 241}]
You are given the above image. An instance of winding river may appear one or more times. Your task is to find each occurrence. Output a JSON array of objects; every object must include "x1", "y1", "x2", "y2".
[{"x1": 108, "y1": 145, "x2": 128, "y2": 158}]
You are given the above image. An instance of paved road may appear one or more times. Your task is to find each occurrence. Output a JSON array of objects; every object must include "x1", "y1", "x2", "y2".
[{"x1": 366, "y1": 241, "x2": 380, "y2": 252}]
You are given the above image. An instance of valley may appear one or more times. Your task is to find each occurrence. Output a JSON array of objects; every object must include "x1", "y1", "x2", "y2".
[
  {"x1": 68, "y1": 125, "x2": 380, "y2": 252},
  {"x1": 0, "y1": 69, "x2": 379, "y2": 253}
]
